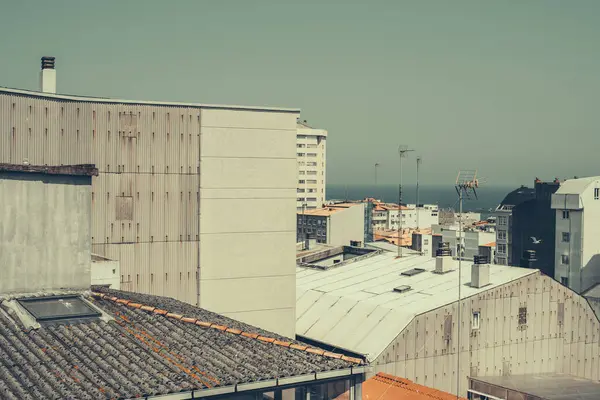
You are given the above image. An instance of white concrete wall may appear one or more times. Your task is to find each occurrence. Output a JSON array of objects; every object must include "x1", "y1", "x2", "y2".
[
  {"x1": 373, "y1": 272, "x2": 600, "y2": 397},
  {"x1": 386, "y1": 208, "x2": 439, "y2": 231},
  {"x1": 0, "y1": 172, "x2": 92, "y2": 293},
  {"x1": 91, "y1": 256, "x2": 121, "y2": 289},
  {"x1": 199, "y1": 109, "x2": 298, "y2": 337},
  {"x1": 329, "y1": 204, "x2": 365, "y2": 247},
  {"x1": 296, "y1": 126, "x2": 327, "y2": 210}
]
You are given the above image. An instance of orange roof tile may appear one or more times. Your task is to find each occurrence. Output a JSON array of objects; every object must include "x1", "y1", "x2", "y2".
[{"x1": 335, "y1": 373, "x2": 466, "y2": 400}]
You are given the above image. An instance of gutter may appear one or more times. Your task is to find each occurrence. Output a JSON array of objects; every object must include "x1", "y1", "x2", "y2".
[{"x1": 139, "y1": 366, "x2": 368, "y2": 399}]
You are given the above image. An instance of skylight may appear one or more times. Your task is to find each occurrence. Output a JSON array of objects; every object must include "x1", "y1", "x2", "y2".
[
  {"x1": 401, "y1": 268, "x2": 425, "y2": 277},
  {"x1": 18, "y1": 295, "x2": 101, "y2": 323},
  {"x1": 393, "y1": 285, "x2": 412, "y2": 293}
]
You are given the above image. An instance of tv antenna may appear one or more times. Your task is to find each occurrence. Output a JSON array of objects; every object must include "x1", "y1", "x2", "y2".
[
  {"x1": 397, "y1": 145, "x2": 414, "y2": 258},
  {"x1": 454, "y1": 169, "x2": 481, "y2": 399}
]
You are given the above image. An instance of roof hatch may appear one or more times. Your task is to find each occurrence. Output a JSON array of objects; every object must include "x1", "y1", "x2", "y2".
[
  {"x1": 401, "y1": 268, "x2": 425, "y2": 277},
  {"x1": 18, "y1": 295, "x2": 101, "y2": 323}
]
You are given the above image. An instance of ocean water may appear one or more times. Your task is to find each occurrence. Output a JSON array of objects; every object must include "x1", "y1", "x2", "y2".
[{"x1": 327, "y1": 184, "x2": 514, "y2": 214}]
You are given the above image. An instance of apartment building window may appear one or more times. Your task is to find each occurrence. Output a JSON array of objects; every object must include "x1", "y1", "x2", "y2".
[
  {"x1": 307, "y1": 162, "x2": 317, "y2": 166},
  {"x1": 498, "y1": 230, "x2": 507, "y2": 240},
  {"x1": 307, "y1": 153, "x2": 317, "y2": 157},
  {"x1": 497, "y1": 244, "x2": 507, "y2": 254},
  {"x1": 307, "y1": 180, "x2": 317, "y2": 184},
  {"x1": 307, "y1": 171, "x2": 317, "y2": 175},
  {"x1": 562, "y1": 210, "x2": 570, "y2": 219},
  {"x1": 561, "y1": 254, "x2": 570, "y2": 265},
  {"x1": 562, "y1": 232, "x2": 570, "y2": 243},
  {"x1": 561, "y1": 277, "x2": 569, "y2": 286},
  {"x1": 297, "y1": 188, "x2": 305, "y2": 193},
  {"x1": 297, "y1": 144, "x2": 306, "y2": 148},
  {"x1": 595, "y1": 188, "x2": 600, "y2": 200},
  {"x1": 297, "y1": 153, "x2": 305, "y2": 157},
  {"x1": 498, "y1": 216, "x2": 507, "y2": 226},
  {"x1": 298, "y1": 180, "x2": 306, "y2": 184},
  {"x1": 472, "y1": 312, "x2": 480, "y2": 330}
]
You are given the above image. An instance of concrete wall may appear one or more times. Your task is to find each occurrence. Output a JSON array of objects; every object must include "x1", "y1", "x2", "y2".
[
  {"x1": 198, "y1": 109, "x2": 297, "y2": 337},
  {"x1": 0, "y1": 90, "x2": 298, "y2": 336},
  {"x1": 372, "y1": 271, "x2": 600, "y2": 397},
  {"x1": 0, "y1": 172, "x2": 92, "y2": 293},
  {"x1": 91, "y1": 254, "x2": 121, "y2": 289},
  {"x1": 329, "y1": 204, "x2": 365, "y2": 247},
  {"x1": 388, "y1": 208, "x2": 439, "y2": 231}
]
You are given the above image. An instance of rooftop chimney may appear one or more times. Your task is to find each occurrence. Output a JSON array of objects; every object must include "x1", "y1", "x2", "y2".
[
  {"x1": 40, "y1": 56, "x2": 56, "y2": 94},
  {"x1": 520, "y1": 250, "x2": 537, "y2": 269},
  {"x1": 435, "y1": 242, "x2": 453, "y2": 274},
  {"x1": 471, "y1": 254, "x2": 490, "y2": 288}
]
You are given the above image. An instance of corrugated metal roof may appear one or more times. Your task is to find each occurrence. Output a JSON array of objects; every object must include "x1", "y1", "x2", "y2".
[
  {"x1": 555, "y1": 176, "x2": 600, "y2": 195},
  {"x1": 0, "y1": 86, "x2": 300, "y2": 113},
  {"x1": 296, "y1": 252, "x2": 536, "y2": 361}
]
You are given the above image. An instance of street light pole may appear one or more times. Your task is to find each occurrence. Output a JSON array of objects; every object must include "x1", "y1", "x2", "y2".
[{"x1": 397, "y1": 145, "x2": 414, "y2": 258}]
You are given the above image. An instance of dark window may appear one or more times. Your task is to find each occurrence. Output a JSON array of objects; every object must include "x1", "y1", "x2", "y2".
[
  {"x1": 561, "y1": 255, "x2": 570, "y2": 265},
  {"x1": 562, "y1": 210, "x2": 570, "y2": 219},
  {"x1": 18, "y1": 295, "x2": 100, "y2": 323},
  {"x1": 518, "y1": 307, "x2": 527, "y2": 325},
  {"x1": 562, "y1": 232, "x2": 570, "y2": 243}
]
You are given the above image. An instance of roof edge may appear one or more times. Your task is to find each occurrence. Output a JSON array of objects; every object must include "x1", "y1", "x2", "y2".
[{"x1": 0, "y1": 86, "x2": 301, "y2": 114}]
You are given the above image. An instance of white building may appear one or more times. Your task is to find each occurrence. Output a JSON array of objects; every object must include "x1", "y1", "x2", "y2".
[
  {"x1": 552, "y1": 176, "x2": 600, "y2": 293},
  {"x1": 297, "y1": 203, "x2": 365, "y2": 246},
  {"x1": 0, "y1": 57, "x2": 298, "y2": 336},
  {"x1": 296, "y1": 250, "x2": 600, "y2": 398},
  {"x1": 91, "y1": 253, "x2": 121, "y2": 289},
  {"x1": 372, "y1": 203, "x2": 439, "y2": 232},
  {"x1": 297, "y1": 120, "x2": 327, "y2": 211}
]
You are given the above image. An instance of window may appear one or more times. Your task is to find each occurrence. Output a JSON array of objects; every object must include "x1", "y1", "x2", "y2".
[
  {"x1": 424, "y1": 239, "x2": 429, "y2": 245},
  {"x1": 498, "y1": 216, "x2": 507, "y2": 226},
  {"x1": 497, "y1": 244, "x2": 507, "y2": 254},
  {"x1": 561, "y1": 254, "x2": 570, "y2": 265},
  {"x1": 562, "y1": 210, "x2": 570, "y2": 219},
  {"x1": 595, "y1": 188, "x2": 600, "y2": 200},
  {"x1": 562, "y1": 232, "x2": 570, "y2": 243},
  {"x1": 498, "y1": 230, "x2": 507, "y2": 240},
  {"x1": 472, "y1": 312, "x2": 480, "y2": 330},
  {"x1": 561, "y1": 277, "x2": 569, "y2": 287},
  {"x1": 518, "y1": 307, "x2": 527, "y2": 326}
]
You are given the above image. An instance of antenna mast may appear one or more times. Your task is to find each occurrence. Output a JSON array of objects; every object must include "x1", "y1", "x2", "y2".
[
  {"x1": 454, "y1": 169, "x2": 480, "y2": 399},
  {"x1": 416, "y1": 156, "x2": 422, "y2": 230},
  {"x1": 397, "y1": 145, "x2": 414, "y2": 258}
]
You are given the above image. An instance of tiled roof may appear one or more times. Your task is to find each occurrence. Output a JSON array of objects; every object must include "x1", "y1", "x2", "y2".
[
  {"x1": 335, "y1": 373, "x2": 466, "y2": 400},
  {"x1": 0, "y1": 288, "x2": 362, "y2": 399}
]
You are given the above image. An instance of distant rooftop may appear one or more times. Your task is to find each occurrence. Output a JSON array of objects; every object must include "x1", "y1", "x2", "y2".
[
  {"x1": 0, "y1": 163, "x2": 98, "y2": 177},
  {"x1": 296, "y1": 252, "x2": 536, "y2": 360},
  {"x1": 499, "y1": 185, "x2": 535, "y2": 207},
  {"x1": 554, "y1": 176, "x2": 600, "y2": 195},
  {"x1": 298, "y1": 203, "x2": 361, "y2": 217},
  {"x1": 0, "y1": 86, "x2": 300, "y2": 113}
]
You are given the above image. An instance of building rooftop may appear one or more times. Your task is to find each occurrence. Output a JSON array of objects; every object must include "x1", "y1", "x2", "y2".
[
  {"x1": 296, "y1": 252, "x2": 536, "y2": 360},
  {"x1": 336, "y1": 373, "x2": 466, "y2": 400},
  {"x1": 470, "y1": 374, "x2": 600, "y2": 400},
  {"x1": 554, "y1": 176, "x2": 600, "y2": 195},
  {"x1": 298, "y1": 203, "x2": 361, "y2": 217},
  {"x1": 0, "y1": 163, "x2": 98, "y2": 177},
  {"x1": 0, "y1": 288, "x2": 363, "y2": 399},
  {"x1": 0, "y1": 86, "x2": 299, "y2": 113},
  {"x1": 499, "y1": 186, "x2": 535, "y2": 207}
]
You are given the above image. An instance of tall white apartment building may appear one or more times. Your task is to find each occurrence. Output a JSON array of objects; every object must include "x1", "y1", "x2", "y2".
[
  {"x1": 552, "y1": 176, "x2": 600, "y2": 293},
  {"x1": 296, "y1": 120, "x2": 327, "y2": 211}
]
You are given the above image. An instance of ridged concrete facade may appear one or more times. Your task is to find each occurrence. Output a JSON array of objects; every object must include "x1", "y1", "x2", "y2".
[
  {"x1": 0, "y1": 88, "x2": 298, "y2": 336},
  {"x1": 373, "y1": 271, "x2": 600, "y2": 397}
]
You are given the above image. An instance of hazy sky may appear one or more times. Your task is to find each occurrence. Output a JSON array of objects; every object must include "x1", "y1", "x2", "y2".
[{"x1": 1, "y1": 1, "x2": 599, "y2": 186}]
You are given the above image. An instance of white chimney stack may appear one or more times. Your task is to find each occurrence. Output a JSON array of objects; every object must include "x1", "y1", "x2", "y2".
[
  {"x1": 40, "y1": 56, "x2": 56, "y2": 94},
  {"x1": 435, "y1": 242, "x2": 453, "y2": 274},
  {"x1": 471, "y1": 255, "x2": 490, "y2": 288}
]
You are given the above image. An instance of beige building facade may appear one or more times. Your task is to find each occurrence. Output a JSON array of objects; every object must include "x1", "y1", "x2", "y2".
[
  {"x1": 0, "y1": 81, "x2": 298, "y2": 336},
  {"x1": 296, "y1": 120, "x2": 327, "y2": 211}
]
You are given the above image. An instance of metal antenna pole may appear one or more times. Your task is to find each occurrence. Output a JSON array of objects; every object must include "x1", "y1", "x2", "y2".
[
  {"x1": 416, "y1": 156, "x2": 421, "y2": 230},
  {"x1": 397, "y1": 145, "x2": 414, "y2": 258},
  {"x1": 454, "y1": 169, "x2": 480, "y2": 399}
]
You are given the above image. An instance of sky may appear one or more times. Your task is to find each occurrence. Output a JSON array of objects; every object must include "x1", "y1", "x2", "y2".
[{"x1": 1, "y1": 0, "x2": 599, "y2": 186}]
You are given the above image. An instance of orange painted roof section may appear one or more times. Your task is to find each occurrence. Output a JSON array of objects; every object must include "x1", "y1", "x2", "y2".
[
  {"x1": 481, "y1": 242, "x2": 496, "y2": 247},
  {"x1": 335, "y1": 373, "x2": 466, "y2": 400},
  {"x1": 298, "y1": 207, "x2": 343, "y2": 217}
]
